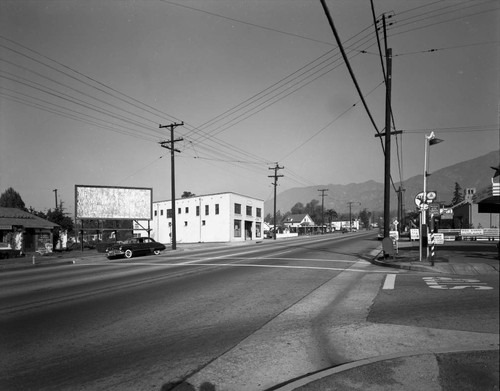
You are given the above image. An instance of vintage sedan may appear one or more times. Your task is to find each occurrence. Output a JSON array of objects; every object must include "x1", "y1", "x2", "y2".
[{"x1": 106, "y1": 237, "x2": 166, "y2": 259}]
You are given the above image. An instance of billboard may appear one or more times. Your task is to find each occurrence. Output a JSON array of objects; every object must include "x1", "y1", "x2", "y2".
[{"x1": 75, "y1": 185, "x2": 152, "y2": 220}]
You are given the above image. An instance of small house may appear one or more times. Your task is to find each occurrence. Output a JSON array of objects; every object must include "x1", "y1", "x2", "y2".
[{"x1": 0, "y1": 207, "x2": 59, "y2": 256}]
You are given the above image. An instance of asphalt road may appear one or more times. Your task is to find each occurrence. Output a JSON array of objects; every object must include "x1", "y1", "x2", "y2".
[{"x1": 1, "y1": 232, "x2": 498, "y2": 391}]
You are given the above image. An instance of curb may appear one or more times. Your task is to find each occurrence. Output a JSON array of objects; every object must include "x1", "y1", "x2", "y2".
[
  {"x1": 0, "y1": 259, "x2": 77, "y2": 271},
  {"x1": 268, "y1": 346, "x2": 500, "y2": 391},
  {"x1": 368, "y1": 246, "x2": 476, "y2": 274},
  {"x1": 370, "y1": 256, "x2": 447, "y2": 273}
]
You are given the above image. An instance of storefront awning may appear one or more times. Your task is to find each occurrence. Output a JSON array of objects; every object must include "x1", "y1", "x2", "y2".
[{"x1": 474, "y1": 183, "x2": 500, "y2": 213}]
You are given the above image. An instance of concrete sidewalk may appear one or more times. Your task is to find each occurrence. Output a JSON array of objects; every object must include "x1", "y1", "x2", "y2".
[
  {"x1": 372, "y1": 240, "x2": 499, "y2": 275},
  {"x1": 270, "y1": 240, "x2": 499, "y2": 391}
]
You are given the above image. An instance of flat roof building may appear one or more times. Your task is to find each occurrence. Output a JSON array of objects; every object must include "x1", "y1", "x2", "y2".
[{"x1": 134, "y1": 192, "x2": 264, "y2": 244}]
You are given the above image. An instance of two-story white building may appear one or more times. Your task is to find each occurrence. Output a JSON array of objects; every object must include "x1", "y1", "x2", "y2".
[{"x1": 134, "y1": 192, "x2": 264, "y2": 244}]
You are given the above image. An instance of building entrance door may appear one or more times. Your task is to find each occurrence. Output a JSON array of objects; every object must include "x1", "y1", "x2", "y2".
[{"x1": 244, "y1": 221, "x2": 253, "y2": 240}]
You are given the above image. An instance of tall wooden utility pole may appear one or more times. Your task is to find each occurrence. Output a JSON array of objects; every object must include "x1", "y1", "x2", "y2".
[
  {"x1": 396, "y1": 186, "x2": 406, "y2": 234},
  {"x1": 318, "y1": 188, "x2": 328, "y2": 234},
  {"x1": 383, "y1": 14, "x2": 392, "y2": 239},
  {"x1": 159, "y1": 122, "x2": 184, "y2": 250},
  {"x1": 374, "y1": 14, "x2": 401, "y2": 238},
  {"x1": 268, "y1": 163, "x2": 284, "y2": 240}
]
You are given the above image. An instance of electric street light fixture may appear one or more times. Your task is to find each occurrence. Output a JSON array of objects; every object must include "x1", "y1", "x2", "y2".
[{"x1": 420, "y1": 131, "x2": 443, "y2": 261}]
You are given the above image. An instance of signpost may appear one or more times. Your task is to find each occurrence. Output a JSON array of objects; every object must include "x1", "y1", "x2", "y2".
[{"x1": 415, "y1": 191, "x2": 437, "y2": 262}]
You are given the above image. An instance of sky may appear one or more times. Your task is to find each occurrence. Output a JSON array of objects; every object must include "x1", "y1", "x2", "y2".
[{"x1": 0, "y1": 0, "x2": 498, "y2": 215}]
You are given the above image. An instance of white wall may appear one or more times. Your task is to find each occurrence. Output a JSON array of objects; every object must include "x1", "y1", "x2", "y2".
[{"x1": 136, "y1": 193, "x2": 264, "y2": 244}]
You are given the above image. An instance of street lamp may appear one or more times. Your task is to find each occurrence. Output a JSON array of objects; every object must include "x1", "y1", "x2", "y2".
[{"x1": 420, "y1": 131, "x2": 443, "y2": 261}]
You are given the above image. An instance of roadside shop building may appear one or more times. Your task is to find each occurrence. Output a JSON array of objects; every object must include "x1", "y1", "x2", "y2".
[
  {"x1": 134, "y1": 192, "x2": 264, "y2": 244},
  {"x1": 0, "y1": 207, "x2": 59, "y2": 255}
]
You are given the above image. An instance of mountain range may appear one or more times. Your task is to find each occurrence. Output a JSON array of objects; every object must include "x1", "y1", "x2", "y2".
[{"x1": 264, "y1": 150, "x2": 499, "y2": 216}]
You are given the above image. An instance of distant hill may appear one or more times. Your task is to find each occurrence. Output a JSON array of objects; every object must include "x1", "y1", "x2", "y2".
[{"x1": 264, "y1": 150, "x2": 499, "y2": 215}]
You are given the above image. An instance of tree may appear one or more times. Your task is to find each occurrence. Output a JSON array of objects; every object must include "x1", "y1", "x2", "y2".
[
  {"x1": 290, "y1": 202, "x2": 305, "y2": 215},
  {"x1": 359, "y1": 208, "x2": 372, "y2": 229},
  {"x1": 46, "y1": 203, "x2": 74, "y2": 233},
  {"x1": 181, "y1": 191, "x2": 195, "y2": 198},
  {"x1": 46, "y1": 202, "x2": 75, "y2": 249},
  {"x1": 28, "y1": 206, "x2": 47, "y2": 219},
  {"x1": 451, "y1": 182, "x2": 464, "y2": 206},
  {"x1": 0, "y1": 187, "x2": 26, "y2": 210},
  {"x1": 305, "y1": 199, "x2": 321, "y2": 223}
]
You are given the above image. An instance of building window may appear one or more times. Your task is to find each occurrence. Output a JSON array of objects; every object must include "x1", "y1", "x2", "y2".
[
  {"x1": 246, "y1": 206, "x2": 252, "y2": 216},
  {"x1": 202, "y1": 220, "x2": 206, "y2": 226},
  {"x1": 161, "y1": 209, "x2": 164, "y2": 216},
  {"x1": 184, "y1": 221, "x2": 188, "y2": 226},
  {"x1": 256, "y1": 208, "x2": 262, "y2": 218},
  {"x1": 205, "y1": 205, "x2": 209, "y2": 215},
  {"x1": 215, "y1": 204, "x2": 219, "y2": 215},
  {"x1": 178, "y1": 207, "x2": 181, "y2": 214},
  {"x1": 196, "y1": 206, "x2": 200, "y2": 216},
  {"x1": 234, "y1": 219, "x2": 241, "y2": 237},
  {"x1": 154, "y1": 210, "x2": 158, "y2": 217},
  {"x1": 167, "y1": 209, "x2": 172, "y2": 218},
  {"x1": 185, "y1": 207, "x2": 189, "y2": 214},
  {"x1": 234, "y1": 203, "x2": 241, "y2": 214},
  {"x1": 256, "y1": 222, "x2": 261, "y2": 237}
]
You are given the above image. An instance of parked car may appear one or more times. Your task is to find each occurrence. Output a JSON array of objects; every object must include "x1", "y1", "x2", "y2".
[{"x1": 106, "y1": 237, "x2": 166, "y2": 259}]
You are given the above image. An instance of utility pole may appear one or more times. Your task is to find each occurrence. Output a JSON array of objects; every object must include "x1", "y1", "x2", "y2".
[
  {"x1": 53, "y1": 189, "x2": 58, "y2": 210},
  {"x1": 268, "y1": 163, "x2": 284, "y2": 240},
  {"x1": 318, "y1": 189, "x2": 328, "y2": 234},
  {"x1": 347, "y1": 201, "x2": 360, "y2": 231},
  {"x1": 159, "y1": 122, "x2": 184, "y2": 250},
  {"x1": 374, "y1": 14, "x2": 401, "y2": 239},
  {"x1": 383, "y1": 14, "x2": 392, "y2": 240},
  {"x1": 396, "y1": 186, "x2": 406, "y2": 234}
]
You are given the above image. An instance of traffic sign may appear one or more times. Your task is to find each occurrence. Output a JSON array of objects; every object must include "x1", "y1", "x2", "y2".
[
  {"x1": 414, "y1": 191, "x2": 437, "y2": 206},
  {"x1": 414, "y1": 192, "x2": 425, "y2": 207},
  {"x1": 429, "y1": 203, "x2": 440, "y2": 215}
]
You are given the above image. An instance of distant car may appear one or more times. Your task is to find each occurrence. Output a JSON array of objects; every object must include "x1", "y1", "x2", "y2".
[
  {"x1": 341, "y1": 227, "x2": 349, "y2": 233},
  {"x1": 106, "y1": 237, "x2": 166, "y2": 259}
]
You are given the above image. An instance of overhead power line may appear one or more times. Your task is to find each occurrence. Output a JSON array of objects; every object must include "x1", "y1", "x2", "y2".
[
  {"x1": 320, "y1": 0, "x2": 382, "y2": 140},
  {"x1": 160, "y1": 0, "x2": 334, "y2": 46}
]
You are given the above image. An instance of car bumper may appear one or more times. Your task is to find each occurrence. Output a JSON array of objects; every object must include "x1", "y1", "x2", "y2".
[{"x1": 107, "y1": 249, "x2": 124, "y2": 257}]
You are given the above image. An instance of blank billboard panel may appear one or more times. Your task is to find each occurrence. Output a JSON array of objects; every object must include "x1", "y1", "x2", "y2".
[{"x1": 75, "y1": 185, "x2": 152, "y2": 220}]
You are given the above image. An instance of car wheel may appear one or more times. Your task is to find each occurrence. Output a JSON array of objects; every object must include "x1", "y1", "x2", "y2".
[
  {"x1": 124, "y1": 249, "x2": 133, "y2": 259},
  {"x1": 153, "y1": 249, "x2": 161, "y2": 255}
]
